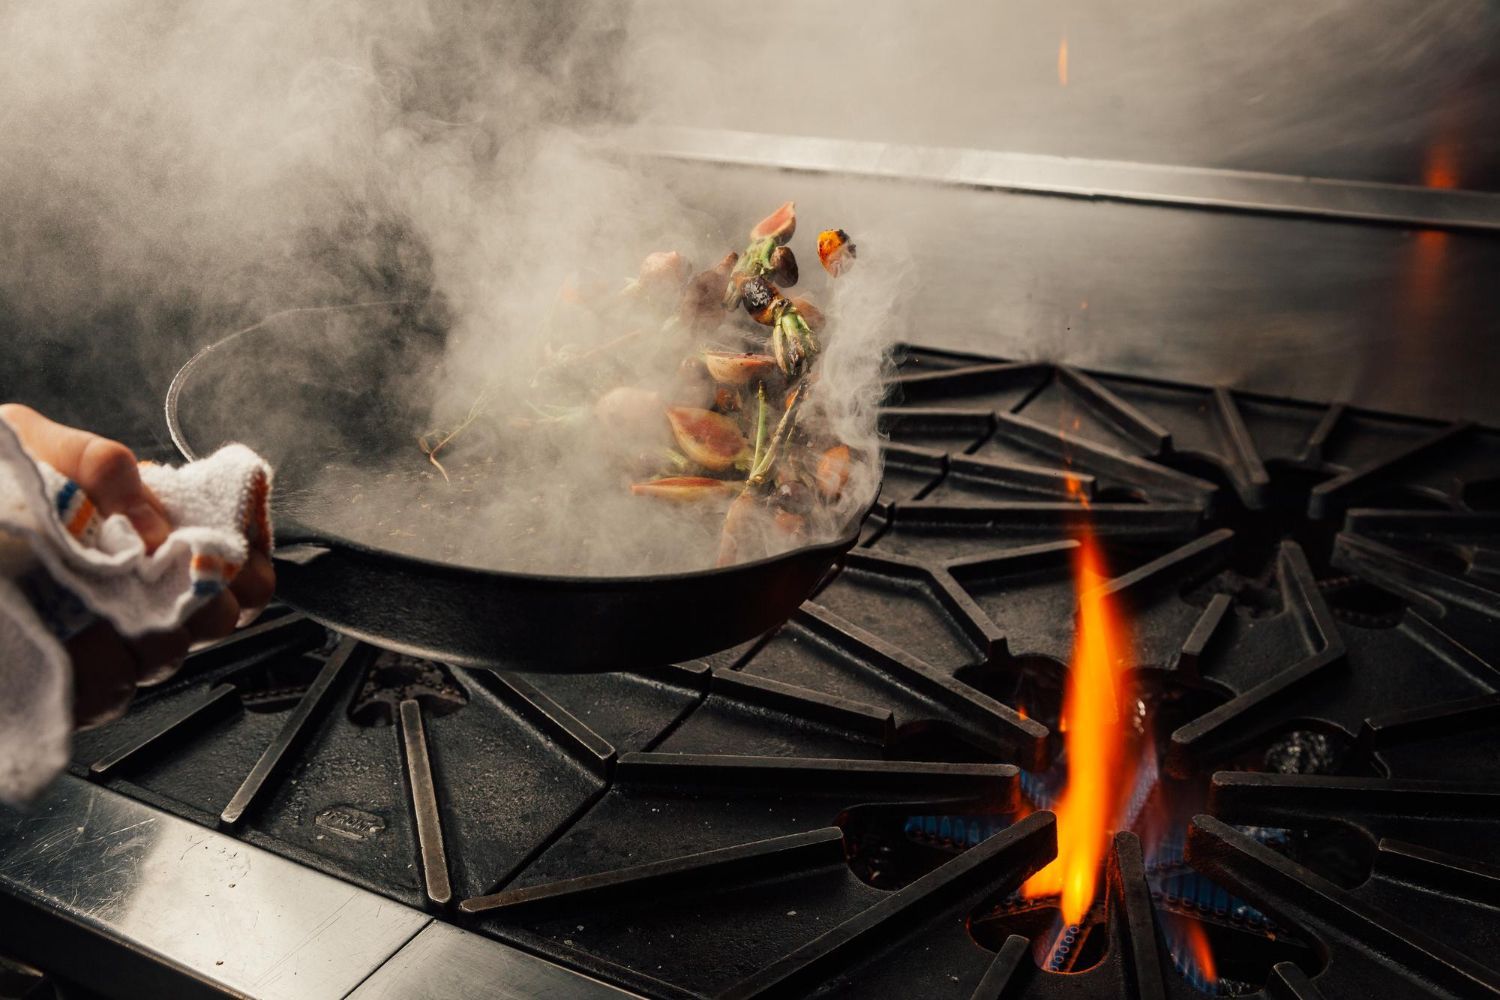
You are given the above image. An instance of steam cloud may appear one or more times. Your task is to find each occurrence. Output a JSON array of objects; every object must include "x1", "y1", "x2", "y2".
[{"x1": 0, "y1": 0, "x2": 895, "y2": 574}]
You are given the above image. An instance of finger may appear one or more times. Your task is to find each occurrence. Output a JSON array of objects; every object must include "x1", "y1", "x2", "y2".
[
  {"x1": 229, "y1": 551, "x2": 275, "y2": 623},
  {"x1": 0, "y1": 405, "x2": 171, "y2": 552},
  {"x1": 185, "y1": 589, "x2": 240, "y2": 645},
  {"x1": 130, "y1": 627, "x2": 192, "y2": 685},
  {"x1": 65, "y1": 621, "x2": 139, "y2": 728}
]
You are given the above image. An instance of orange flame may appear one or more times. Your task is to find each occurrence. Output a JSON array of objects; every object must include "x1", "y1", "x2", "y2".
[
  {"x1": 1064, "y1": 473, "x2": 1088, "y2": 508},
  {"x1": 1180, "y1": 917, "x2": 1217, "y2": 985},
  {"x1": 1022, "y1": 532, "x2": 1133, "y2": 924},
  {"x1": 1058, "y1": 35, "x2": 1069, "y2": 87}
]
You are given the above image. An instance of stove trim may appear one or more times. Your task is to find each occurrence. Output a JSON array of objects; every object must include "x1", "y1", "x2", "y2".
[{"x1": 0, "y1": 774, "x2": 646, "y2": 999}]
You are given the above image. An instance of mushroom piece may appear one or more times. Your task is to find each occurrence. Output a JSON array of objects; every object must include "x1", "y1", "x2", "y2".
[
  {"x1": 703, "y1": 351, "x2": 779, "y2": 386},
  {"x1": 750, "y1": 201, "x2": 797, "y2": 245},
  {"x1": 767, "y1": 246, "x2": 798, "y2": 288},
  {"x1": 665, "y1": 406, "x2": 750, "y2": 471}
]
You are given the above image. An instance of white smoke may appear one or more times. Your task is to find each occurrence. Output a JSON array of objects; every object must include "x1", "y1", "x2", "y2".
[{"x1": 0, "y1": 0, "x2": 896, "y2": 574}]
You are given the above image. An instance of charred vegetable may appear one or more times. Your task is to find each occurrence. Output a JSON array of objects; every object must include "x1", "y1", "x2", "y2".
[
  {"x1": 738, "y1": 275, "x2": 783, "y2": 325},
  {"x1": 724, "y1": 202, "x2": 797, "y2": 309},
  {"x1": 817, "y1": 229, "x2": 855, "y2": 276}
]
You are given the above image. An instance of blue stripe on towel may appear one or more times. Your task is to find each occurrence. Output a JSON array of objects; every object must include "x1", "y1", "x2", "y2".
[{"x1": 55, "y1": 480, "x2": 79, "y2": 516}]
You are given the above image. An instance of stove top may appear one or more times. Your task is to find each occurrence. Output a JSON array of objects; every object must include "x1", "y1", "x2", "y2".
[{"x1": 5, "y1": 344, "x2": 1500, "y2": 999}]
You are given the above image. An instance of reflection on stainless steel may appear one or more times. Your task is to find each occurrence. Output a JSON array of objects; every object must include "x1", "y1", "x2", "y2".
[
  {"x1": 613, "y1": 126, "x2": 1500, "y2": 233},
  {"x1": 0, "y1": 775, "x2": 429, "y2": 998},
  {"x1": 347, "y1": 922, "x2": 643, "y2": 1000},
  {"x1": 0, "y1": 773, "x2": 650, "y2": 997}
]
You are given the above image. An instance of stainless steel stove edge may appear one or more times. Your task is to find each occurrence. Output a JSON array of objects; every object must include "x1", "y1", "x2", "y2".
[{"x1": 0, "y1": 775, "x2": 640, "y2": 1000}]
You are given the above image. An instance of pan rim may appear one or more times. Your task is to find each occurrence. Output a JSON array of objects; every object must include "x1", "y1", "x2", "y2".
[{"x1": 166, "y1": 304, "x2": 880, "y2": 587}]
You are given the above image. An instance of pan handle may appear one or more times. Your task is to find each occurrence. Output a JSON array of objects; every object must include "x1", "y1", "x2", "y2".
[
  {"x1": 271, "y1": 513, "x2": 334, "y2": 564},
  {"x1": 273, "y1": 542, "x2": 332, "y2": 565}
]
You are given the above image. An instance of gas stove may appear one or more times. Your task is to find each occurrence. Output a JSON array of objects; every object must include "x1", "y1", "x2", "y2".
[{"x1": 3, "y1": 344, "x2": 1499, "y2": 1000}]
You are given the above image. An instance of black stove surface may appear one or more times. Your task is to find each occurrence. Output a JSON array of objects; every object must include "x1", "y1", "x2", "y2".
[{"x1": 67, "y1": 346, "x2": 1500, "y2": 999}]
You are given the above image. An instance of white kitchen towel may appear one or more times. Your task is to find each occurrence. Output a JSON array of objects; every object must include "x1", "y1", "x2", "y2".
[{"x1": 0, "y1": 415, "x2": 271, "y2": 803}]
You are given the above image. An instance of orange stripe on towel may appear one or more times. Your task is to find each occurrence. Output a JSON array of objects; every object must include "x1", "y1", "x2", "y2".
[
  {"x1": 242, "y1": 469, "x2": 272, "y2": 555},
  {"x1": 66, "y1": 496, "x2": 96, "y2": 537},
  {"x1": 191, "y1": 554, "x2": 242, "y2": 580}
]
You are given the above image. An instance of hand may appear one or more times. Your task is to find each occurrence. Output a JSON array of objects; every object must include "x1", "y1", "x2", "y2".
[{"x1": 0, "y1": 405, "x2": 275, "y2": 727}]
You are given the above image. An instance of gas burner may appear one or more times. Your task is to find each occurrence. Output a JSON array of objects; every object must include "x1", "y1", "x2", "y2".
[
  {"x1": 348, "y1": 650, "x2": 469, "y2": 726},
  {"x1": 11, "y1": 345, "x2": 1500, "y2": 999}
]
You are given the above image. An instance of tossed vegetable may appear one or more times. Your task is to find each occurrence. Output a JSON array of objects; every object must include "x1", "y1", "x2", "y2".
[
  {"x1": 631, "y1": 477, "x2": 737, "y2": 502},
  {"x1": 666, "y1": 407, "x2": 750, "y2": 471},
  {"x1": 817, "y1": 229, "x2": 856, "y2": 276},
  {"x1": 703, "y1": 352, "x2": 779, "y2": 385},
  {"x1": 416, "y1": 202, "x2": 866, "y2": 569}
]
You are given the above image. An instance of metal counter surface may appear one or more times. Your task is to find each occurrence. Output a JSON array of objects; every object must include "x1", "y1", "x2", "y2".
[
  {"x1": 0, "y1": 775, "x2": 643, "y2": 999},
  {"x1": 0, "y1": 775, "x2": 428, "y2": 998},
  {"x1": 347, "y1": 922, "x2": 642, "y2": 1000}
]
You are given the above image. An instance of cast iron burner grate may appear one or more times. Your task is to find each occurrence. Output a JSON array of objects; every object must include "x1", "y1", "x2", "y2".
[{"x1": 65, "y1": 345, "x2": 1500, "y2": 999}]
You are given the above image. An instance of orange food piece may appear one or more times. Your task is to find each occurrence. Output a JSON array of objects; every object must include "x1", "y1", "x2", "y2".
[
  {"x1": 631, "y1": 477, "x2": 735, "y2": 502},
  {"x1": 666, "y1": 406, "x2": 749, "y2": 471},
  {"x1": 817, "y1": 229, "x2": 856, "y2": 276},
  {"x1": 815, "y1": 445, "x2": 852, "y2": 498},
  {"x1": 774, "y1": 510, "x2": 806, "y2": 536},
  {"x1": 716, "y1": 491, "x2": 759, "y2": 566},
  {"x1": 638, "y1": 251, "x2": 690, "y2": 295},
  {"x1": 714, "y1": 385, "x2": 741, "y2": 412},
  {"x1": 750, "y1": 201, "x2": 797, "y2": 244},
  {"x1": 704, "y1": 351, "x2": 778, "y2": 385}
]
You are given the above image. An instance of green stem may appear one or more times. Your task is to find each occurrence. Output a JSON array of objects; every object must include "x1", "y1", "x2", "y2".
[
  {"x1": 749, "y1": 389, "x2": 804, "y2": 486},
  {"x1": 749, "y1": 236, "x2": 775, "y2": 272},
  {"x1": 750, "y1": 382, "x2": 769, "y2": 473}
]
